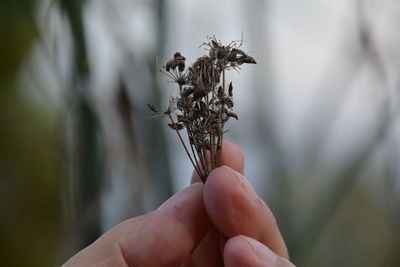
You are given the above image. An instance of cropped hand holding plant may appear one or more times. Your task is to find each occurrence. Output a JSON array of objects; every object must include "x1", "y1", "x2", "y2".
[
  {"x1": 63, "y1": 37, "x2": 294, "y2": 267},
  {"x1": 63, "y1": 141, "x2": 294, "y2": 267}
]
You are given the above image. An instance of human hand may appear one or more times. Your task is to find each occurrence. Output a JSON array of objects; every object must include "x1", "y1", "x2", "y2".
[{"x1": 63, "y1": 141, "x2": 295, "y2": 267}]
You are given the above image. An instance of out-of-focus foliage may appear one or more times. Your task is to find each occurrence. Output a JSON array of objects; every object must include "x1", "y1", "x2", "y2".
[{"x1": 0, "y1": 1, "x2": 62, "y2": 267}]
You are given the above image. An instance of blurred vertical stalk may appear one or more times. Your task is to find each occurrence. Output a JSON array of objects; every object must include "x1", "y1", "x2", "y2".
[
  {"x1": 115, "y1": 77, "x2": 146, "y2": 214},
  {"x1": 59, "y1": 0, "x2": 104, "y2": 251},
  {"x1": 1, "y1": 1, "x2": 62, "y2": 266},
  {"x1": 146, "y1": 0, "x2": 174, "y2": 202},
  {"x1": 293, "y1": 1, "x2": 391, "y2": 264}
]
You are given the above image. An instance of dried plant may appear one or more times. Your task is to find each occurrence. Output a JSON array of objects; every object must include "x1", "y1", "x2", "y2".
[{"x1": 148, "y1": 36, "x2": 256, "y2": 182}]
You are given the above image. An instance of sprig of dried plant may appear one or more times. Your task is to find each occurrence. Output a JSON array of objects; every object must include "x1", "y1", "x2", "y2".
[{"x1": 148, "y1": 36, "x2": 256, "y2": 182}]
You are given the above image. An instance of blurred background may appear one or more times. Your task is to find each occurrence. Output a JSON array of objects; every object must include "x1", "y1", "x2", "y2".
[{"x1": 1, "y1": 0, "x2": 400, "y2": 266}]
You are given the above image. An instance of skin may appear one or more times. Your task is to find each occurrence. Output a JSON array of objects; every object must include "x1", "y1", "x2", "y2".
[{"x1": 63, "y1": 141, "x2": 295, "y2": 267}]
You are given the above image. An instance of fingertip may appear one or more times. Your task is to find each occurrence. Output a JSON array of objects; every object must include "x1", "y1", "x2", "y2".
[
  {"x1": 224, "y1": 236, "x2": 295, "y2": 267},
  {"x1": 204, "y1": 166, "x2": 289, "y2": 259},
  {"x1": 220, "y1": 140, "x2": 244, "y2": 174},
  {"x1": 224, "y1": 236, "x2": 252, "y2": 267},
  {"x1": 203, "y1": 166, "x2": 236, "y2": 199},
  {"x1": 204, "y1": 166, "x2": 253, "y2": 235},
  {"x1": 190, "y1": 140, "x2": 244, "y2": 185},
  {"x1": 157, "y1": 182, "x2": 204, "y2": 211},
  {"x1": 191, "y1": 169, "x2": 202, "y2": 184}
]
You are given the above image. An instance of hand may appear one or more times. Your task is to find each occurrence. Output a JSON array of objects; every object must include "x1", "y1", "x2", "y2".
[{"x1": 63, "y1": 141, "x2": 295, "y2": 267}]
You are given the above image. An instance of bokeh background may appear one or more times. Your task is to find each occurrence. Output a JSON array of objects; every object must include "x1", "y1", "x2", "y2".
[{"x1": 1, "y1": 0, "x2": 400, "y2": 266}]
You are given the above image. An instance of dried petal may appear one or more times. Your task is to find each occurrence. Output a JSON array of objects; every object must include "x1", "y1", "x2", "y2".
[
  {"x1": 218, "y1": 85, "x2": 224, "y2": 98},
  {"x1": 226, "y1": 111, "x2": 238, "y2": 120},
  {"x1": 226, "y1": 49, "x2": 238, "y2": 62},
  {"x1": 166, "y1": 59, "x2": 177, "y2": 71},
  {"x1": 224, "y1": 97, "x2": 234, "y2": 108},
  {"x1": 228, "y1": 82, "x2": 233, "y2": 97},
  {"x1": 168, "y1": 123, "x2": 184, "y2": 130},
  {"x1": 177, "y1": 115, "x2": 191, "y2": 125},
  {"x1": 238, "y1": 55, "x2": 257, "y2": 65},
  {"x1": 174, "y1": 52, "x2": 186, "y2": 60},
  {"x1": 182, "y1": 87, "x2": 195, "y2": 97},
  {"x1": 147, "y1": 103, "x2": 158, "y2": 113},
  {"x1": 193, "y1": 89, "x2": 207, "y2": 101},
  {"x1": 178, "y1": 62, "x2": 185, "y2": 72},
  {"x1": 211, "y1": 39, "x2": 219, "y2": 48},
  {"x1": 199, "y1": 101, "x2": 207, "y2": 112}
]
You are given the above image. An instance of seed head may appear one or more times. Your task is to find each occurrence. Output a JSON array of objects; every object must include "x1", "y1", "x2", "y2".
[{"x1": 149, "y1": 36, "x2": 256, "y2": 182}]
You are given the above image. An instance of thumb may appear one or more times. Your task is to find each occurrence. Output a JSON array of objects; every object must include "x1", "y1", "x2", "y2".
[{"x1": 63, "y1": 183, "x2": 211, "y2": 267}]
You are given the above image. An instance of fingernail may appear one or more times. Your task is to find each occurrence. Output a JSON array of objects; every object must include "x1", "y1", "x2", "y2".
[
  {"x1": 241, "y1": 236, "x2": 278, "y2": 263},
  {"x1": 221, "y1": 166, "x2": 250, "y2": 185},
  {"x1": 221, "y1": 166, "x2": 255, "y2": 197}
]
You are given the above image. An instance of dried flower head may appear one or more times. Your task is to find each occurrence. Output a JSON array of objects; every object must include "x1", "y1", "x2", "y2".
[{"x1": 149, "y1": 36, "x2": 256, "y2": 182}]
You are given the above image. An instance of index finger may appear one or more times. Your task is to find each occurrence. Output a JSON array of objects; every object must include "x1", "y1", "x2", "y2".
[
  {"x1": 204, "y1": 166, "x2": 289, "y2": 259},
  {"x1": 63, "y1": 183, "x2": 211, "y2": 267}
]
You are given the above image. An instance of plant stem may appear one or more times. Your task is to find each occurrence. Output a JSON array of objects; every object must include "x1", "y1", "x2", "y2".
[
  {"x1": 168, "y1": 114, "x2": 204, "y2": 181},
  {"x1": 217, "y1": 69, "x2": 226, "y2": 166}
]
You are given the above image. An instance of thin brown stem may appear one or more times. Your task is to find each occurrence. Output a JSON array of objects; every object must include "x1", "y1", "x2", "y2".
[
  {"x1": 216, "y1": 69, "x2": 226, "y2": 166},
  {"x1": 168, "y1": 114, "x2": 203, "y2": 180},
  {"x1": 186, "y1": 123, "x2": 201, "y2": 174}
]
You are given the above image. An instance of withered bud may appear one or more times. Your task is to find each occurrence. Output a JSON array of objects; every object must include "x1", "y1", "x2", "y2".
[
  {"x1": 182, "y1": 87, "x2": 195, "y2": 97},
  {"x1": 168, "y1": 122, "x2": 184, "y2": 130},
  {"x1": 226, "y1": 111, "x2": 238, "y2": 120},
  {"x1": 228, "y1": 82, "x2": 233, "y2": 97},
  {"x1": 147, "y1": 103, "x2": 158, "y2": 113},
  {"x1": 174, "y1": 52, "x2": 186, "y2": 60},
  {"x1": 218, "y1": 86, "x2": 224, "y2": 98},
  {"x1": 237, "y1": 55, "x2": 257, "y2": 65},
  {"x1": 224, "y1": 97, "x2": 234, "y2": 108},
  {"x1": 192, "y1": 89, "x2": 207, "y2": 101}
]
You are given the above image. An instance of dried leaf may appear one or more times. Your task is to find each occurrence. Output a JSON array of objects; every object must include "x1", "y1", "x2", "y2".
[
  {"x1": 238, "y1": 56, "x2": 257, "y2": 65},
  {"x1": 226, "y1": 111, "x2": 238, "y2": 120},
  {"x1": 168, "y1": 123, "x2": 184, "y2": 130}
]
